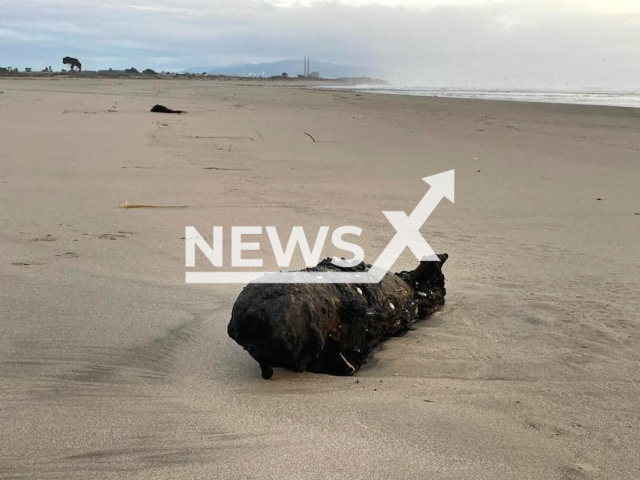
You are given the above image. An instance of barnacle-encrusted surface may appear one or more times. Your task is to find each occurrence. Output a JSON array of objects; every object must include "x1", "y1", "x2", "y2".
[{"x1": 228, "y1": 254, "x2": 448, "y2": 379}]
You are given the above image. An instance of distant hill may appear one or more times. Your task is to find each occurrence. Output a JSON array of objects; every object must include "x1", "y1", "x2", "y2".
[{"x1": 185, "y1": 60, "x2": 376, "y2": 79}]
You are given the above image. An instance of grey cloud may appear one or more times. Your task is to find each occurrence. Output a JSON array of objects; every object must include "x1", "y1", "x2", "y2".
[{"x1": 0, "y1": 0, "x2": 638, "y2": 88}]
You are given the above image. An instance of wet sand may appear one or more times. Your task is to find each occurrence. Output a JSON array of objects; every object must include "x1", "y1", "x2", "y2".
[{"x1": 1, "y1": 77, "x2": 639, "y2": 479}]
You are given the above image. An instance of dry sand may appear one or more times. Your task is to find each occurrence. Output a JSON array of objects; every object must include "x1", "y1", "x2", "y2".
[{"x1": 1, "y1": 77, "x2": 639, "y2": 479}]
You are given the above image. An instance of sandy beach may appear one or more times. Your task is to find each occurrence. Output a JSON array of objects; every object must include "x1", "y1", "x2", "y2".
[{"x1": 1, "y1": 77, "x2": 639, "y2": 479}]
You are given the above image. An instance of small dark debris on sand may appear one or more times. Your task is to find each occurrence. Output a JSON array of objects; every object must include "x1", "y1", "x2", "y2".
[{"x1": 150, "y1": 104, "x2": 185, "y2": 114}]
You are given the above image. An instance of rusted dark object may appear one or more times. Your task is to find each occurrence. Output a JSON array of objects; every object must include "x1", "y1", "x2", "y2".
[
  {"x1": 228, "y1": 254, "x2": 448, "y2": 379},
  {"x1": 150, "y1": 104, "x2": 185, "y2": 114}
]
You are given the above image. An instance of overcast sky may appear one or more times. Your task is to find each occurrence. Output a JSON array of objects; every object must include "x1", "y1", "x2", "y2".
[{"x1": 1, "y1": 0, "x2": 639, "y2": 88}]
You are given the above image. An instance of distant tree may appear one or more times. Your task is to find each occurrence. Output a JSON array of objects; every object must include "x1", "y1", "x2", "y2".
[
  {"x1": 62, "y1": 56, "x2": 82, "y2": 72},
  {"x1": 125, "y1": 67, "x2": 139, "y2": 74},
  {"x1": 282, "y1": 72, "x2": 289, "y2": 78},
  {"x1": 142, "y1": 68, "x2": 157, "y2": 75}
]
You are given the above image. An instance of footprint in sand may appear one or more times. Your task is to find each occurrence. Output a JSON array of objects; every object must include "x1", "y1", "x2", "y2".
[
  {"x1": 559, "y1": 463, "x2": 597, "y2": 479},
  {"x1": 98, "y1": 231, "x2": 134, "y2": 240},
  {"x1": 11, "y1": 260, "x2": 44, "y2": 266},
  {"x1": 55, "y1": 252, "x2": 78, "y2": 259},
  {"x1": 31, "y1": 235, "x2": 57, "y2": 242}
]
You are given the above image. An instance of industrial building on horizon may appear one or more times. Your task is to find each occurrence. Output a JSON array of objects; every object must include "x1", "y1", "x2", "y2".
[{"x1": 302, "y1": 56, "x2": 319, "y2": 78}]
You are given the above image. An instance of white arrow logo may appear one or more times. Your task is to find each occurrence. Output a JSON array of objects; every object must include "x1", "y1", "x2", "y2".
[
  {"x1": 186, "y1": 170, "x2": 454, "y2": 284},
  {"x1": 371, "y1": 170, "x2": 455, "y2": 277}
]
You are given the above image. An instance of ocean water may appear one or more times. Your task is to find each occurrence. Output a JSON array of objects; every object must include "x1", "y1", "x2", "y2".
[{"x1": 320, "y1": 85, "x2": 640, "y2": 109}]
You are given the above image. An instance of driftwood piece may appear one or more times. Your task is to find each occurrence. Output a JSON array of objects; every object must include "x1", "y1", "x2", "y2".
[
  {"x1": 150, "y1": 104, "x2": 185, "y2": 114},
  {"x1": 228, "y1": 254, "x2": 448, "y2": 379}
]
